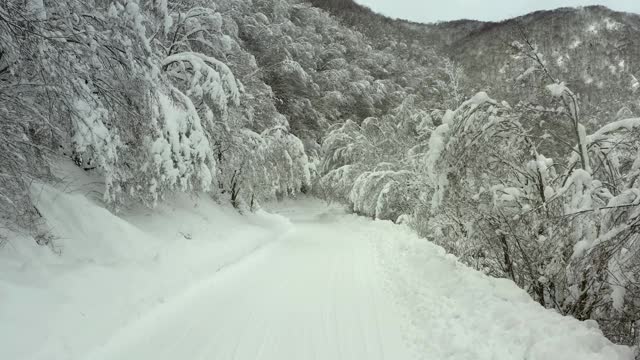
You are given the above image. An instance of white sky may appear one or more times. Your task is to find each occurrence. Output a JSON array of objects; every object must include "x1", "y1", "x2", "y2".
[{"x1": 353, "y1": 0, "x2": 640, "y2": 23}]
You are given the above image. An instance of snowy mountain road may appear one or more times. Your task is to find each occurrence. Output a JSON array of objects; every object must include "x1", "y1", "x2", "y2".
[
  {"x1": 85, "y1": 200, "x2": 631, "y2": 360},
  {"x1": 88, "y1": 204, "x2": 412, "y2": 360}
]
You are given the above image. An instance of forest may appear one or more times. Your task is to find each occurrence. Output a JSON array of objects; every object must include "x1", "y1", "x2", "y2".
[{"x1": 1, "y1": 0, "x2": 639, "y2": 351}]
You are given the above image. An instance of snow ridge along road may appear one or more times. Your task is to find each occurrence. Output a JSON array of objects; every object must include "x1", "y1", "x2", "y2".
[{"x1": 88, "y1": 199, "x2": 631, "y2": 360}]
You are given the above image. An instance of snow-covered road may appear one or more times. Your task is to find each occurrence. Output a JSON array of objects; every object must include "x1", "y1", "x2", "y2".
[
  {"x1": 84, "y1": 200, "x2": 631, "y2": 360},
  {"x1": 1, "y1": 192, "x2": 623, "y2": 360},
  {"x1": 3, "y1": 174, "x2": 631, "y2": 360},
  {"x1": 89, "y1": 202, "x2": 412, "y2": 360}
]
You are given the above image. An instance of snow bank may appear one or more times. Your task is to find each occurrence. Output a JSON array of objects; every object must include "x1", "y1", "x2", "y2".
[
  {"x1": 0, "y1": 161, "x2": 292, "y2": 360},
  {"x1": 371, "y1": 220, "x2": 633, "y2": 360}
]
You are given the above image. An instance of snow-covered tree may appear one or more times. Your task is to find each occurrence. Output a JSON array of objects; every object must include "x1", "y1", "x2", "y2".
[{"x1": 319, "y1": 96, "x2": 428, "y2": 220}]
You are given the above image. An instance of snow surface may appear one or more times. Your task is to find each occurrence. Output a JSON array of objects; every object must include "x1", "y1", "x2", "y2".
[
  {"x1": 546, "y1": 82, "x2": 568, "y2": 97},
  {"x1": 378, "y1": 223, "x2": 632, "y2": 360},
  {"x1": 587, "y1": 117, "x2": 640, "y2": 144},
  {"x1": 0, "y1": 164, "x2": 633, "y2": 360},
  {"x1": 0, "y1": 163, "x2": 291, "y2": 360}
]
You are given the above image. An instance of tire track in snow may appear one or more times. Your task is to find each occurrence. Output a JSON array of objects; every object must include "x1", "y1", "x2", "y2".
[
  {"x1": 364, "y1": 234, "x2": 386, "y2": 360},
  {"x1": 351, "y1": 230, "x2": 371, "y2": 360}
]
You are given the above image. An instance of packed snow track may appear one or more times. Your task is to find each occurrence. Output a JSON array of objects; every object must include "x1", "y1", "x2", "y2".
[{"x1": 88, "y1": 202, "x2": 411, "y2": 360}]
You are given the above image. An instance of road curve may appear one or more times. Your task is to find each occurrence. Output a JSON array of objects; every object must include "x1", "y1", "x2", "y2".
[{"x1": 89, "y1": 203, "x2": 413, "y2": 360}]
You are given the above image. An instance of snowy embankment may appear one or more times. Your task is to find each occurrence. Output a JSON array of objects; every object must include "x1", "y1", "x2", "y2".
[
  {"x1": 373, "y1": 222, "x2": 634, "y2": 360},
  {"x1": 0, "y1": 164, "x2": 633, "y2": 360},
  {"x1": 0, "y1": 162, "x2": 291, "y2": 360}
]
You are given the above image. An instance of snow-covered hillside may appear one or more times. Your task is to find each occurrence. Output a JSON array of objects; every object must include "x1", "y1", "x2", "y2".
[{"x1": 0, "y1": 164, "x2": 632, "y2": 359}]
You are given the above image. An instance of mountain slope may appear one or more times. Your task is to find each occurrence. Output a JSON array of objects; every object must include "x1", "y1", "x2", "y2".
[
  {"x1": 443, "y1": 6, "x2": 640, "y2": 120},
  {"x1": 313, "y1": 1, "x2": 640, "y2": 122}
]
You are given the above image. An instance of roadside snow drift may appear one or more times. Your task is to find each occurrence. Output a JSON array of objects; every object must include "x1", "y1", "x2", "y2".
[
  {"x1": 374, "y1": 220, "x2": 634, "y2": 360},
  {"x1": 0, "y1": 164, "x2": 291, "y2": 360}
]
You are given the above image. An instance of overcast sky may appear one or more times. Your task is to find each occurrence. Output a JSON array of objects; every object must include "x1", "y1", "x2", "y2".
[{"x1": 353, "y1": 0, "x2": 640, "y2": 23}]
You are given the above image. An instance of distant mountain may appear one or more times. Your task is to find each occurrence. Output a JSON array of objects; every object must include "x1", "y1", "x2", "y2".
[
  {"x1": 312, "y1": 1, "x2": 640, "y2": 125},
  {"x1": 442, "y1": 6, "x2": 640, "y2": 121}
]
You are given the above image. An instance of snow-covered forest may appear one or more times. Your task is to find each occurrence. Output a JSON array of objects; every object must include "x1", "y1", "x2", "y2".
[{"x1": 1, "y1": 0, "x2": 639, "y2": 357}]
